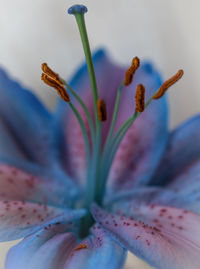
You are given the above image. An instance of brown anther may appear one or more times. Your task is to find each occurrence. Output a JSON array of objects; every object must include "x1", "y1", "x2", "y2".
[
  {"x1": 153, "y1": 69, "x2": 184, "y2": 99},
  {"x1": 41, "y1": 73, "x2": 70, "y2": 102},
  {"x1": 132, "y1": 56, "x2": 140, "y2": 70},
  {"x1": 41, "y1": 63, "x2": 63, "y2": 84},
  {"x1": 135, "y1": 84, "x2": 145, "y2": 112},
  {"x1": 97, "y1": 99, "x2": 107, "y2": 122},
  {"x1": 74, "y1": 244, "x2": 88, "y2": 251},
  {"x1": 124, "y1": 57, "x2": 140, "y2": 86}
]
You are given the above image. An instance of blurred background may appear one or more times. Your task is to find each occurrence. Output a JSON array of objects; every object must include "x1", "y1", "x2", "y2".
[{"x1": 0, "y1": 0, "x2": 199, "y2": 268}]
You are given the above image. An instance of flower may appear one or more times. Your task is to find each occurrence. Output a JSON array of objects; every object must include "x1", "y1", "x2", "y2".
[{"x1": 0, "y1": 4, "x2": 199, "y2": 269}]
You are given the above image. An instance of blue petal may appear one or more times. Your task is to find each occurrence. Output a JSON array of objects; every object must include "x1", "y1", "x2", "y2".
[
  {"x1": 0, "y1": 199, "x2": 85, "y2": 241},
  {"x1": 6, "y1": 223, "x2": 126, "y2": 269},
  {"x1": 8, "y1": 225, "x2": 123, "y2": 269},
  {"x1": 64, "y1": 225, "x2": 127, "y2": 269},
  {"x1": 91, "y1": 204, "x2": 200, "y2": 269},
  {"x1": 0, "y1": 117, "x2": 26, "y2": 159},
  {"x1": 5, "y1": 223, "x2": 77, "y2": 269},
  {"x1": 162, "y1": 160, "x2": 200, "y2": 213},
  {"x1": 0, "y1": 68, "x2": 55, "y2": 165},
  {"x1": 151, "y1": 115, "x2": 200, "y2": 186}
]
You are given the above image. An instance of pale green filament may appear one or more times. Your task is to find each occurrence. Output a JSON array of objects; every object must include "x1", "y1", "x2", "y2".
[
  {"x1": 103, "y1": 80, "x2": 124, "y2": 153},
  {"x1": 69, "y1": 102, "x2": 91, "y2": 173},
  {"x1": 63, "y1": 81, "x2": 95, "y2": 147}
]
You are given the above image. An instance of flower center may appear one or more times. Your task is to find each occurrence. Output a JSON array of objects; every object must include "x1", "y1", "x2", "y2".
[{"x1": 41, "y1": 4, "x2": 183, "y2": 237}]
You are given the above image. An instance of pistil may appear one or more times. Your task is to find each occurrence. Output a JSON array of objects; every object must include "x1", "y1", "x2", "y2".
[{"x1": 68, "y1": 5, "x2": 99, "y2": 129}]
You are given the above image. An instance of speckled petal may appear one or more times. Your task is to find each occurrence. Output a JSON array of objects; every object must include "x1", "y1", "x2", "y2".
[
  {"x1": 0, "y1": 68, "x2": 54, "y2": 165},
  {"x1": 91, "y1": 204, "x2": 200, "y2": 269},
  {"x1": 5, "y1": 223, "x2": 77, "y2": 269},
  {"x1": 0, "y1": 199, "x2": 85, "y2": 241},
  {"x1": 151, "y1": 115, "x2": 200, "y2": 186},
  {"x1": 64, "y1": 225, "x2": 127, "y2": 269},
  {"x1": 0, "y1": 163, "x2": 76, "y2": 207}
]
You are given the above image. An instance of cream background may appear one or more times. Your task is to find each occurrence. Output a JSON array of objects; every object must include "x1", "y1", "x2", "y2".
[{"x1": 0, "y1": 0, "x2": 199, "y2": 268}]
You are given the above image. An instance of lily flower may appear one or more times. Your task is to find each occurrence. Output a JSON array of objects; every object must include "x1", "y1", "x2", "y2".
[{"x1": 0, "y1": 4, "x2": 199, "y2": 269}]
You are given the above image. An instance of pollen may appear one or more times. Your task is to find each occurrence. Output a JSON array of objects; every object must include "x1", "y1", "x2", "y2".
[
  {"x1": 135, "y1": 84, "x2": 145, "y2": 112},
  {"x1": 97, "y1": 99, "x2": 107, "y2": 122},
  {"x1": 124, "y1": 57, "x2": 140, "y2": 86},
  {"x1": 153, "y1": 69, "x2": 184, "y2": 99},
  {"x1": 41, "y1": 73, "x2": 70, "y2": 102},
  {"x1": 41, "y1": 63, "x2": 63, "y2": 84},
  {"x1": 74, "y1": 243, "x2": 88, "y2": 251}
]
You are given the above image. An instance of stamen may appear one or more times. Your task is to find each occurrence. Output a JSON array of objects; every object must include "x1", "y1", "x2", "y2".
[
  {"x1": 41, "y1": 73, "x2": 70, "y2": 102},
  {"x1": 41, "y1": 63, "x2": 63, "y2": 84},
  {"x1": 135, "y1": 84, "x2": 145, "y2": 112},
  {"x1": 153, "y1": 69, "x2": 184, "y2": 99},
  {"x1": 97, "y1": 99, "x2": 107, "y2": 122},
  {"x1": 124, "y1": 57, "x2": 140, "y2": 86}
]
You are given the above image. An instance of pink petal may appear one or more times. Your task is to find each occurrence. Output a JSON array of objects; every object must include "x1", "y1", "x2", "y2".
[
  {"x1": 91, "y1": 204, "x2": 200, "y2": 269},
  {"x1": 58, "y1": 50, "x2": 168, "y2": 191},
  {"x1": 0, "y1": 164, "x2": 70, "y2": 206}
]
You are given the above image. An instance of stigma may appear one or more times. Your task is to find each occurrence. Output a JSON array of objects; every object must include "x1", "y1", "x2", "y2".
[{"x1": 68, "y1": 5, "x2": 88, "y2": 15}]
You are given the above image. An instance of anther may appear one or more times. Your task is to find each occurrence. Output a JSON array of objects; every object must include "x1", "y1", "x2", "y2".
[
  {"x1": 74, "y1": 244, "x2": 88, "y2": 251},
  {"x1": 41, "y1": 73, "x2": 70, "y2": 102},
  {"x1": 124, "y1": 57, "x2": 140, "y2": 86},
  {"x1": 41, "y1": 63, "x2": 63, "y2": 84},
  {"x1": 153, "y1": 69, "x2": 184, "y2": 99},
  {"x1": 135, "y1": 84, "x2": 145, "y2": 112},
  {"x1": 97, "y1": 99, "x2": 107, "y2": 122}
]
